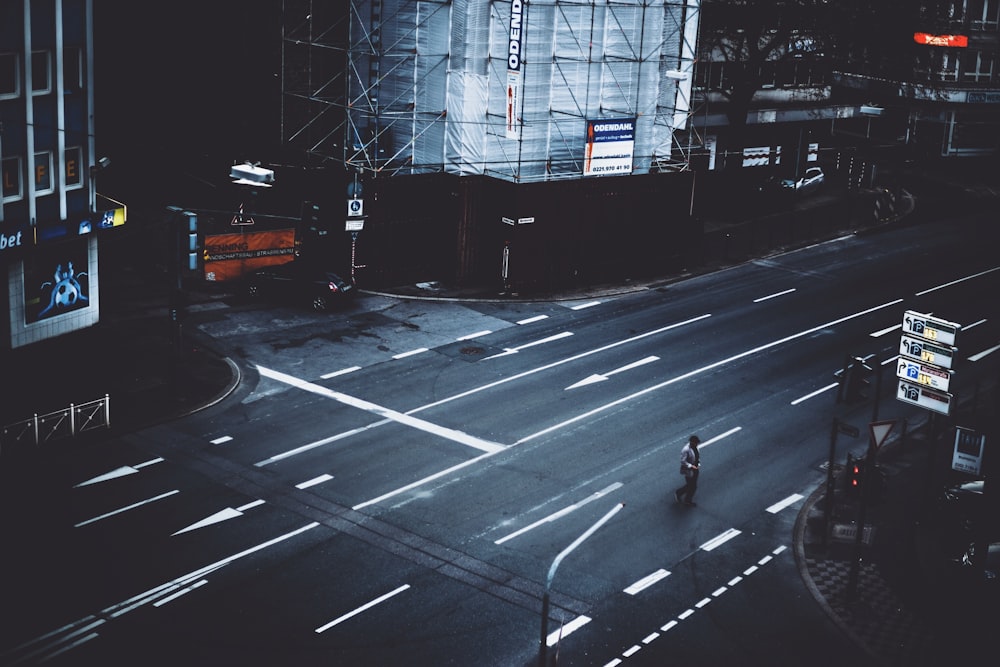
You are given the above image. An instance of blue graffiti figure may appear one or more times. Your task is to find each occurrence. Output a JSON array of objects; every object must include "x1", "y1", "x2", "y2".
[{"x1": 39, "y1": 261, "x2": 89, "y2": 317}]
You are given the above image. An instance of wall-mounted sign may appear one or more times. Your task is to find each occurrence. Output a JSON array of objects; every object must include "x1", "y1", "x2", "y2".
[
  {"x1": 914, "y1": 32, "x2": 968, "y2": 48},
  {"x1": 951, "y1": 426, "x2": 985, "y2": 476},
  {"x1": 584, "y1": 118, "x2": 636, "y2": 177}
]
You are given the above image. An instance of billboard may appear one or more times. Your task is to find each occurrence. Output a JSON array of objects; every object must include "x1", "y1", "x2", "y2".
[
  {"x1": 202, "y1": 229, "x2": 296, "y2": 282},
  {"x1": 584, "y1": 119, "x2": 636, "y2": 177},
  {"x1": 23, "y1": 241, "x2": 92, "y2": 323}
]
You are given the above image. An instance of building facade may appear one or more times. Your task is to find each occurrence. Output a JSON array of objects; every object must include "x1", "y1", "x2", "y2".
[{"x1": 0, "y1": 0, "x2": 122, "y2": 351}]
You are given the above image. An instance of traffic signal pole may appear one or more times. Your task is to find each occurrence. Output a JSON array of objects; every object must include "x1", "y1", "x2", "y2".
[{"x1": 846, "y1": 357, "x2": 883, "y2": 602}]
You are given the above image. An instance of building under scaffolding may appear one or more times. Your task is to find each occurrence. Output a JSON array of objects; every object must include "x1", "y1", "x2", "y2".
[{"x1": 280, "y1": 0, "x2": 702, "y2": 289}]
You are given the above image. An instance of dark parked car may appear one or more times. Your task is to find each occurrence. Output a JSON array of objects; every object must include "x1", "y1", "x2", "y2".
[
  {"x1": 938, "y1": 479, "x2": 988, "y2": 534},
  {"x1": 245, "y1": 261, "x2": 355, "y2": 312}
]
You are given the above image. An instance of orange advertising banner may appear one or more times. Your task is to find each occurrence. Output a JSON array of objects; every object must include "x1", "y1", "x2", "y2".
[
  {"x1": 203, "y1": 229, "x2": 295, "y2": 282},
  {"x1": 913, "y1": 32, "x2": 968, "y2": 47}
]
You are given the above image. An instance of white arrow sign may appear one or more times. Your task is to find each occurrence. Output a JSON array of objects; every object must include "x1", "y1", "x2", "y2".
[
  {"x1": 74, "y1": 458, "x2": 164, "y2": 487},
  {"x1": 566, "y1": 356, "x2": 659, "y2": 390},
  {"x1": 172, "y1": 500, "x2": 265, "y2": 536},
  {"x1": 483, "y1": 332, "x2": 573, "y2": 360}
]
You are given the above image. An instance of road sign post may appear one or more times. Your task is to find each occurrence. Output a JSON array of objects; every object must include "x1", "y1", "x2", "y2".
[{"x1": 896, "y1": 310, "x2": 961, "y2": 416}]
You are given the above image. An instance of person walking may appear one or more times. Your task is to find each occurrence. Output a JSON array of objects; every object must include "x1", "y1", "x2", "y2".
[{"x1": 675, "y1": 435, "x2": 701, "y2": 506}]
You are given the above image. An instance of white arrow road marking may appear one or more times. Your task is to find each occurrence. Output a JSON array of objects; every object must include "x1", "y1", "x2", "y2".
[
  {"x1": 256, "y1": 366, "x2": 505, "y2": 454},
  {"x1": 483, "y1": 331, "x2": 574, "y2": 360},
  {"x1": 73, "y1": 458, "x2": 163, "y2": 487},
  {"x1": 172, "y1": 499, "x2": 266, "y2": 536},
  {"x1": 315, "y1": 584, "x2": 411, "y2": 633},
  {"x1": 566, "y1": 356, "x2": 659, "y2": 390}
]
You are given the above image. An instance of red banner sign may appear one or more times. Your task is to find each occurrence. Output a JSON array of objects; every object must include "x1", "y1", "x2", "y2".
[{"x1": 913, "y1": 32, "x2": 968, "y2": 47}]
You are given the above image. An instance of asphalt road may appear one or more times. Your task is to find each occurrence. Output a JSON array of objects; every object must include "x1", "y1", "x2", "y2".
[{"x1": 3, "y1": 211, "x2": 999, "y2": 666}]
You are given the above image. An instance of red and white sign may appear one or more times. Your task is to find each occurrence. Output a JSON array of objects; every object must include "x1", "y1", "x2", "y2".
[{"x1": 914, "y1": 32, "x2": 968, "y2": 48}]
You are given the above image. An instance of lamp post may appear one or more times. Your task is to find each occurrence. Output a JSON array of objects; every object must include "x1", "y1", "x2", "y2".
[{"x1": 538, "y1": 502, "x2": 624, "y2": 666}]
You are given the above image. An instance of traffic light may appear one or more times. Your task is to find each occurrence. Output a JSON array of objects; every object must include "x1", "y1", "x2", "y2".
[
  {"x1": 845, "y1": 356, "x2": 874, "y2": 403},
  {"x1": 182, "y1": 211, "x2": 199, "y2": 271},
  {"x1": 845, "y1": 454, "x2": 864, "y2": 494},
  {"x1": 166, "y1": 207, "x2": 200, "y2": 272}
]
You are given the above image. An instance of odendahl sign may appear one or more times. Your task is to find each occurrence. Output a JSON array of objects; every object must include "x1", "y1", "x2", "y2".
[{"x1": 508, "y1": 0, "x2": 524, "y2": 71}]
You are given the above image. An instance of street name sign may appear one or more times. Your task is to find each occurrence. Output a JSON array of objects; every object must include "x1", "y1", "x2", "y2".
[{"x1": 895, "y1": 358, "x2": 953, "y2": 392}]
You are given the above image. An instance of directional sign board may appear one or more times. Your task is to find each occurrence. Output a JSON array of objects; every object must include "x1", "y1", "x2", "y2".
[
  {"x1": 896, "y1": 357, "x2": 953, "y2": 392},
  {"x1": 899, "y1": 335, "x2": 956, "y2": 370},
  {"x1": 896, "y1": 379, "x2": 952, "y2": 415},
  {"x1": 901, "y1": 311, "x2": 959, "y2": 347}
]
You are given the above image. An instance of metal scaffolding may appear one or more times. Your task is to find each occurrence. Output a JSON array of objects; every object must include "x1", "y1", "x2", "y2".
[{"x1": 281, "y1": 0, "x2": 702, "y2": 181}]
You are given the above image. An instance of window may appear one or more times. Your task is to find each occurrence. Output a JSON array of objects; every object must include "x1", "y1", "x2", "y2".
[
  {"x1": 2, "y1": 156, "x2": 23, "y2": 203},
  {"x1": 34, "y1": 152, "x2": 54, "y2": 195},
  {"x1": 64, "y1": 147, "x2": 84, "y2": 190},
  {"x1": 0, "y1": 52, "x2": 19, "y2": 99},
  {"x1": 31, "y1": 50, "x2": 51, "y2": 95},
  {"x1": 964, "y1": 50, "x2": 996, "y2": 82},
  {"x1": 969, "y1": 0, "x2": 1000, "y2": 30},
  {"x1": 63, "y1": 47, "x2": 83, "y2": 93}
]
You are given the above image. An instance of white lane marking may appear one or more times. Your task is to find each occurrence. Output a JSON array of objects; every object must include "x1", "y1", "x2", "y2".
[
  {"x1": 660, "y1": 620, "x2": 678, "y2": 632},
  {"x1": 697, "y1": 427, "x2": 741, "y2": 449},
  {"x1": 274, "y1": 316, "x2": 710, "y2": 470},
  {"x1": 546, "y1": 615, "x2": 591, "y2": 646},
  {"x1": 566, "y1": 356, "x2": 659, "y2": 390},
  {"x1": 570, "y1": 301, "x2": 601, "y2": 310},
  {"x1": 773, "y1": 545, "x2": 788, "y2": 555},
  {"x1": 256, "y1": 422, "x2": 390, "y2": 467},
  {"x1": 870, "y1": 323, "x2": 901, "y2": 337},
  {"x1": 211, "y1": 435, "x2": 233, "y2": 445},
  {"x1": 712, "y1": 586, "x2": 727, "y2": 597},
  {"x1": 790, "y1": 382, "x2": 838, "y2": 405},
  {"x1": 393, "y1": 348, "x2": 428, "y2": 359},
  {"x1": 604, "y1": 660, "x2": 623, "y2": 667},
  {"x1": 315, "y1": 584, "x2": 411, "y2": 633},
  {"x1": 743, "y1": 565, "x2": 759, "y2": 575},
  {"x1": 7, "y1": 617, "x2": 105, "y2": 665},
  {"x1": 642, "y1": 632, "x2": 659, "y2": 644},
  {"x1": 321, "y1": 366, "x2": 361, "y2": 379},
  {"x1": 963, "y1": 318, "x2": 987, "y2": 331},
  {"x1": 457, "y1": 330, "x2": 492, "y2": 341},
  {"x1": 753, "y1": 288, "x2": 796, "y2": 303},
  {"x1": 915, "y1": 264, "x2": 1000, "y2": 296},
  {"x1": 700, "y1": 528, "x2": 741, "y2": 552},
  {"x1": 728, "y1": 575, "x2": 743, "y2": 586},
  {"x1": 104, "y1": 523, "x2": 319, "y2": 619},
  {"x1": 494, "y1": 483, "x2": 623, "y2": 545},
  {"x1": 153, "y1": 579, "x2": 207, "y2": 607},
  {"x1": 354, "y1": 453, "x2": 494, "y2": 510},
  {"x1": 969, "y1": 342, "x2": 1000, "y2": 362},
  {"x1": 624, "y1": 569, "x2": 671, "y2": 595},
  {"x1": 766, "y1": 494, "x2": 804, "y2": 514},
  {"x1": 74, "y1": 458, "x2": 164, "y2": 488},
  {"x1": 517, "y1": 314, "x2": 548, "y2": 325},
  {"x1": 516, "y1": 299, "x2": 903, "y2": 444},
  {"x1": 74, "y1": 490, "x2": 179, "y2": 528},
  {"x1": 695, "y1": 597, "x2": 711, "y2": 608},
  {"x1": 483, "y1": 331, "x2": 574, "y2": 360},
  {"x1": 257, "y1": 367, "x2": 505, "y2": 454},
  {"x1": 678, "y1": 609, "x2": 695, "y2": 620},
  {"x1": 296, "y1": 473, "x2": 334, "y2": 489},
  {"x1": 623, "y1": 644, "x2": 642, "y2": 657},
  {"x1": 758, "y1": 554, "x2": 773, "y2": 566}
]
